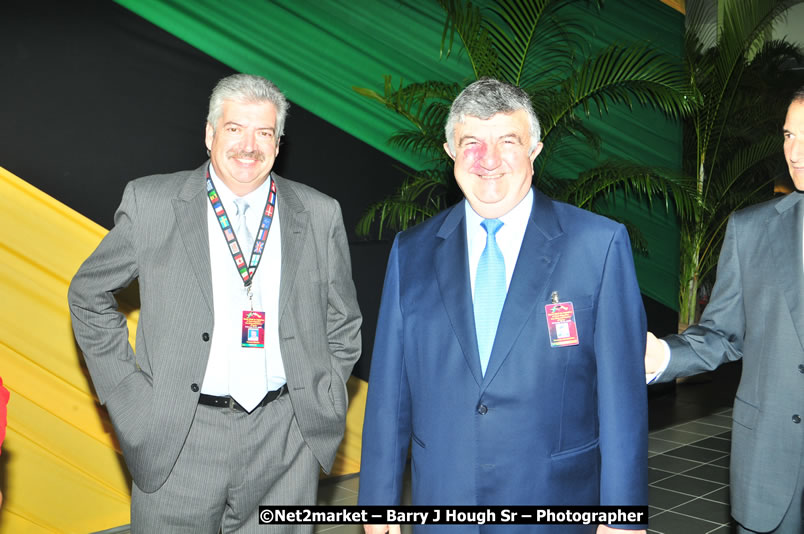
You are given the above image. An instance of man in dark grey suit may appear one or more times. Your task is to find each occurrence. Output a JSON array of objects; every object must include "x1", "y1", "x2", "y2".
[
  {"x1": 646, "y1": 87, "x2": 804, "y2": 534},
  {"x1": 68, "y1": 74, "x2": 362, "y2": 533}
]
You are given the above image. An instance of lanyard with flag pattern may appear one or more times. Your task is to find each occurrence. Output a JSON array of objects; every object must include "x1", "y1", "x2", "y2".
[{"x1": 205, "y1": 167, "x2": 276, "y2": 293}]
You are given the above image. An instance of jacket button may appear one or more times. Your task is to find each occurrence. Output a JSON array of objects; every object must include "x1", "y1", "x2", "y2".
[
  {"x1": 477, "y1": 404, "x2": 488, "y2": 415},
  {"x1": 202, "y1": 332, "x2": 210, "y2": 341},
  {"x1": 799, "y1": 364, "x2": 804, "y2": 373},
  {"x1": 794, "y1": 414, "x2": 801, "y2": 424},
  {"x1": 191, "y1": 383, "x2": 199, "y2": 393}
]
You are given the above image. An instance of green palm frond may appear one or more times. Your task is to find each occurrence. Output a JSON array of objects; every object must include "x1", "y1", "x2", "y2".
[
  {"x1": 704, "y1": 134, "x2": 781, "y2": 209},
  {"x1": 557, "y1": 44, "x2": 693, "y2": 127},
  {"x1": 484, "y1": 0, "x2": 587, "y2": 86},
  {"x1": 356, "y1": 168, "x2": 454, "y2": 238},
  {"x1": 560, "y1": 161, "x2": 696, "y2": 220},
  {"x1": 352, "y1": 78, "x2": 459, "y2": 133},
  {"x1": 438, "y1": 0, "x2": 499, "y2": 78}
]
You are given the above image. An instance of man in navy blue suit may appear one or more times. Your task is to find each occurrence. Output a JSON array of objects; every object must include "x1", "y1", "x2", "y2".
[{"x1": 358, "y1": 78, "x2": 648, "y2": 533}]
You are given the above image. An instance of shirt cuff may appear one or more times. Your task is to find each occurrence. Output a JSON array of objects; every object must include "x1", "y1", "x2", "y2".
[{"x1": 646, "y1": 339, "x2": 671, "y2": 384}]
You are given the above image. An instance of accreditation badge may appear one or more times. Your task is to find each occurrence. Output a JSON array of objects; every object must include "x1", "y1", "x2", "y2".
[
  {"x1": 545, "y1": 301, "x2": 579, "y2": 347},
  {"x1": 242, "y1": 310, "x2": 266, "y2": 348}
]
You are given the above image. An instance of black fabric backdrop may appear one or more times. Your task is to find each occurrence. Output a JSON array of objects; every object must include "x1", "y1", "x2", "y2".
[{"x1": 0, "y1": 0, "x2": 677, "y2": 380}]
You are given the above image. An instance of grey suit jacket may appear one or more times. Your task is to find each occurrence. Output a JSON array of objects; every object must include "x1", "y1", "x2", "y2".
[
  {"x1": 661, "y1": 193, "x2": 804, "y2": 532},
  {"x1": 68, "y1": 162, "x2": 362, "y2": 492}
]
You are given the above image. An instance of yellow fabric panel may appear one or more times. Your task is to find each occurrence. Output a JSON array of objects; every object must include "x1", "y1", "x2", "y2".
[
  {"x1": 659, "y1": 0, "x2": 684, "y2": 14},
  {"x1": 0, "y1": 167, "x2": 132, "y2": 532},
  {"x1": 331, "y1": 375, "x2": 367, "y2": 476},
  {"x1": 0, "y1": 167, "x2": 367, "y2": 532}
]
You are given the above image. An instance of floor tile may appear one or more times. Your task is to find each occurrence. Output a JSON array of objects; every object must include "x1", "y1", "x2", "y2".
[
  {"x1": 314, "y1": 525, "x2": 366, "y2": 534},
  {"x1": 692, "y1": 414, "x2": 733, "y2": 429},
  {"x1": 652, "y1": 427, "x2": 711, "y2": 444},
  {"x1": 335, "y1": 475, "x2": 360, "y2": 494},
  {"x1": 684, "y1": 463, "x2": 730, "y2": 485},
  {"x1": 648, "y1": 511, "x2": 722, "y2": 534},
  {"x1": 648, "y1": 486, "x2": 697, "y2": 510},
  {"x1": 707, "y1": 523, "x2": 737, "y2": 533},
  {"x1": 710, "y1": 455, "x2": 731, "y2": 468},
  {"x1": 653, "y1": 474, "x2": 725, "y2": 497},
  {"x1": 649, "y1": 436, "x2": 688, "y2": 454},
  {"x1": 700, "y1": 486, "x2": 730, "y2": 505},
  {"x1": 691, "y1": 436, "x2": 732, "y2": 453},
  {"x1": 663, "y1": 444, "x2": 728, "y2": 463},
  {"x1": 674, "y1": 497, "x2": 732, "y2": 524},
  {"x1": 675, "y1": 421, "x2": 732, "y2": 437},
  {"x1": 649, "y1": 467, "x2": 676, "y2": 484},
  {"x1": 649, "y1": 454, "x2": 703, "y2": 473},
  {"x1": 317, "y1": 482, "x2": 349, "y2": 505}
]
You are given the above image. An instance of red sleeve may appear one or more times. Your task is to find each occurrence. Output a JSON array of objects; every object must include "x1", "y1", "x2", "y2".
[{"x1": 0, "y1": 377, "x2": 9, "y2": 455}]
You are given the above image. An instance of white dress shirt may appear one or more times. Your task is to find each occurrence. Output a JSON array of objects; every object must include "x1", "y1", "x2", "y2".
[
  {"x1": 201, "y1": 165, "x2": 286, "y2": 395},
  {"x1": 465, "y1": 188, "x2": 534, "y2": 298}
]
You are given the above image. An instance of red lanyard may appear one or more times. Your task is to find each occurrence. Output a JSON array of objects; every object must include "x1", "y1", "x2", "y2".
[{"x1": 206, "y1": 168, "x2": 276, "y2": 288}]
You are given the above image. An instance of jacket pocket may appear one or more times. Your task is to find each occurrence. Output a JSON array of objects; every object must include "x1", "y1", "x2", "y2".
[
  {"x1": 732, "y1": 395, "x2": 758, "y2": 430},
  {"x1": 411, "y1": 432, "x2": 426, "y2": 449},
  {"x1": 550, "y1": 437, "x2": 599, "y2": 459}
]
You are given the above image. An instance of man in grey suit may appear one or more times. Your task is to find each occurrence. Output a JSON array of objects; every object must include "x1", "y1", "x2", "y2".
[
  {"x1": 68, "y1": 74, "x2": 362, "y2": 533},
  {"x1": 645, "y1": 87, "x2": 804, "y2": 534}
]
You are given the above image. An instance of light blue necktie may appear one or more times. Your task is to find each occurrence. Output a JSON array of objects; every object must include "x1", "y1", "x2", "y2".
[{"x1": 474, "y1": 219, "x2": 506, "y2": 376}]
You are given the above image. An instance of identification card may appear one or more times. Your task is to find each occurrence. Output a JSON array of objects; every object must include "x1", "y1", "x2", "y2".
[
  {"x1": 242, "y1": 310, "x2": 266, "y2": 348},
  {"x1": 545, "y1": 301, "x2": 579, "y2": 347}
]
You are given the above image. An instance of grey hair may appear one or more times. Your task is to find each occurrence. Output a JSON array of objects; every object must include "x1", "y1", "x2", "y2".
[
  {"x1": 207, "y1": 74, "x2": 290, "y2": 137},
  {"x1": 445, "y1": 78, "x2": 541, "y2": 154},
  {"x1": 790, "y1": 86, "x2": 804, "y2": 106}
]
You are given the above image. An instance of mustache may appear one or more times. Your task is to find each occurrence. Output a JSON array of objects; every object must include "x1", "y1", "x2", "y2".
[{"x1": 227, "y1": 150, "x2": 265, "y2": 161}]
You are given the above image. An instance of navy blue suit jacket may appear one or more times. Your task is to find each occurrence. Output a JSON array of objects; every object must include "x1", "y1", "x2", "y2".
[{"x1": 358, "y1": 189, "x2": 648, "y2": 532}]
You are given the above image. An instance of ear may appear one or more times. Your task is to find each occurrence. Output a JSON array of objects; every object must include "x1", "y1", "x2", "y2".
[
  {"x1": 529, "y1": 141, "x2": 544, "y2": 164},
  {"x1": 443, "y1": 142, "x2": 456, "y2": 161},
  {"x1": 205, "y1": 122, "x2": 215, "y2": 152}
]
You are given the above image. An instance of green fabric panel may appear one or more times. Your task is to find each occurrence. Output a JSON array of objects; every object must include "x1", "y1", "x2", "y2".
[
  {"x1": 115, "y1": 0, "x2": 682, "y2": 310},
  {"x1": 113, "y1": 0, "x2": 475, "y2": 170}
]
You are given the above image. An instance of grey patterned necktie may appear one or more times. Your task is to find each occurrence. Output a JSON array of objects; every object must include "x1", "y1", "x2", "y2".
[{"x1": 229, "y1": 196, "x2": 267, "y2": 412}]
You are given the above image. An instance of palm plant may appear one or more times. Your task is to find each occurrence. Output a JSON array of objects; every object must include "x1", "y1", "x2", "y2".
[
  {"x1": 354, "y1": 0, "x2": 696, "y2": 251},
  {"x1": 677, "y1": 0, "x2": 803, "y2": 325}
]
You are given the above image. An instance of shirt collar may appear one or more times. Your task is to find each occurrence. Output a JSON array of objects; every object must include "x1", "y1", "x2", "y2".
[
  {"x1": 464, "y1": 188, "x2": 534, "y2": 231},
  {"x1": 208, "y1": 163, "x2": 272, "y2": 217}
]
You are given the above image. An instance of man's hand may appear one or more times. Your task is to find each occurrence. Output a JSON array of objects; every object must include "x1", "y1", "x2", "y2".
[
  {"x1": 645, "y1": 331, "x2": 666, "y2": 376},
  {"x1": 598, "y1": 526, "x2": 645, "y2": 534},
  {"x1": 364, "y1": 525, "x2": 400, "y2": 534}
]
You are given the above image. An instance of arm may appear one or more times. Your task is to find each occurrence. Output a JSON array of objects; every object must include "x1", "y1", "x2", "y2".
[
  {"x1": 659, "y1": 216, "x2": 745, "y2": 382},
  {"x1": 358, "y1": 236, "x2": 411, "y2": 513},
  {"x1": 67, "y1": 182, "x2": 145, "y2": 404},
  {"x1": 325, "y1": 200, "x2": 362, "y2": 391},
  {"x1": 594, "y1": 225, "x2": 648, "y2": 531}
]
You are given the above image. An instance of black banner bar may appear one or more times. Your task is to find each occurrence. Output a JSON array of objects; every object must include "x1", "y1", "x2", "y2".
[{"x1": 257, "y1": 505, "x2": 649, "y2": 525}]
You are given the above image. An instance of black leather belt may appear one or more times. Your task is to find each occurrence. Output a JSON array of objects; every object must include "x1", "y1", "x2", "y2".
[{"x1": 198, "y1": 384, "x2": 287, "y2": 411}]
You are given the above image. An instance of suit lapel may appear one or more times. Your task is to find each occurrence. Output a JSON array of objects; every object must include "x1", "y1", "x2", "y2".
[
  {"x1": 173, "y1": 163, "x2": 213, "y2": 311},
  {"x1": 273, "y1": 174, "x2": 309, "y2": 322},
  {"x1": 482, "y1": 190, "x2": 563, "y2": 387},
  {"x1": 770, "y1": 193, "x2": 804, "y2": 350},
  {"x1": 434, "y1": 203, "x2": 483, "y2": 386}
]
